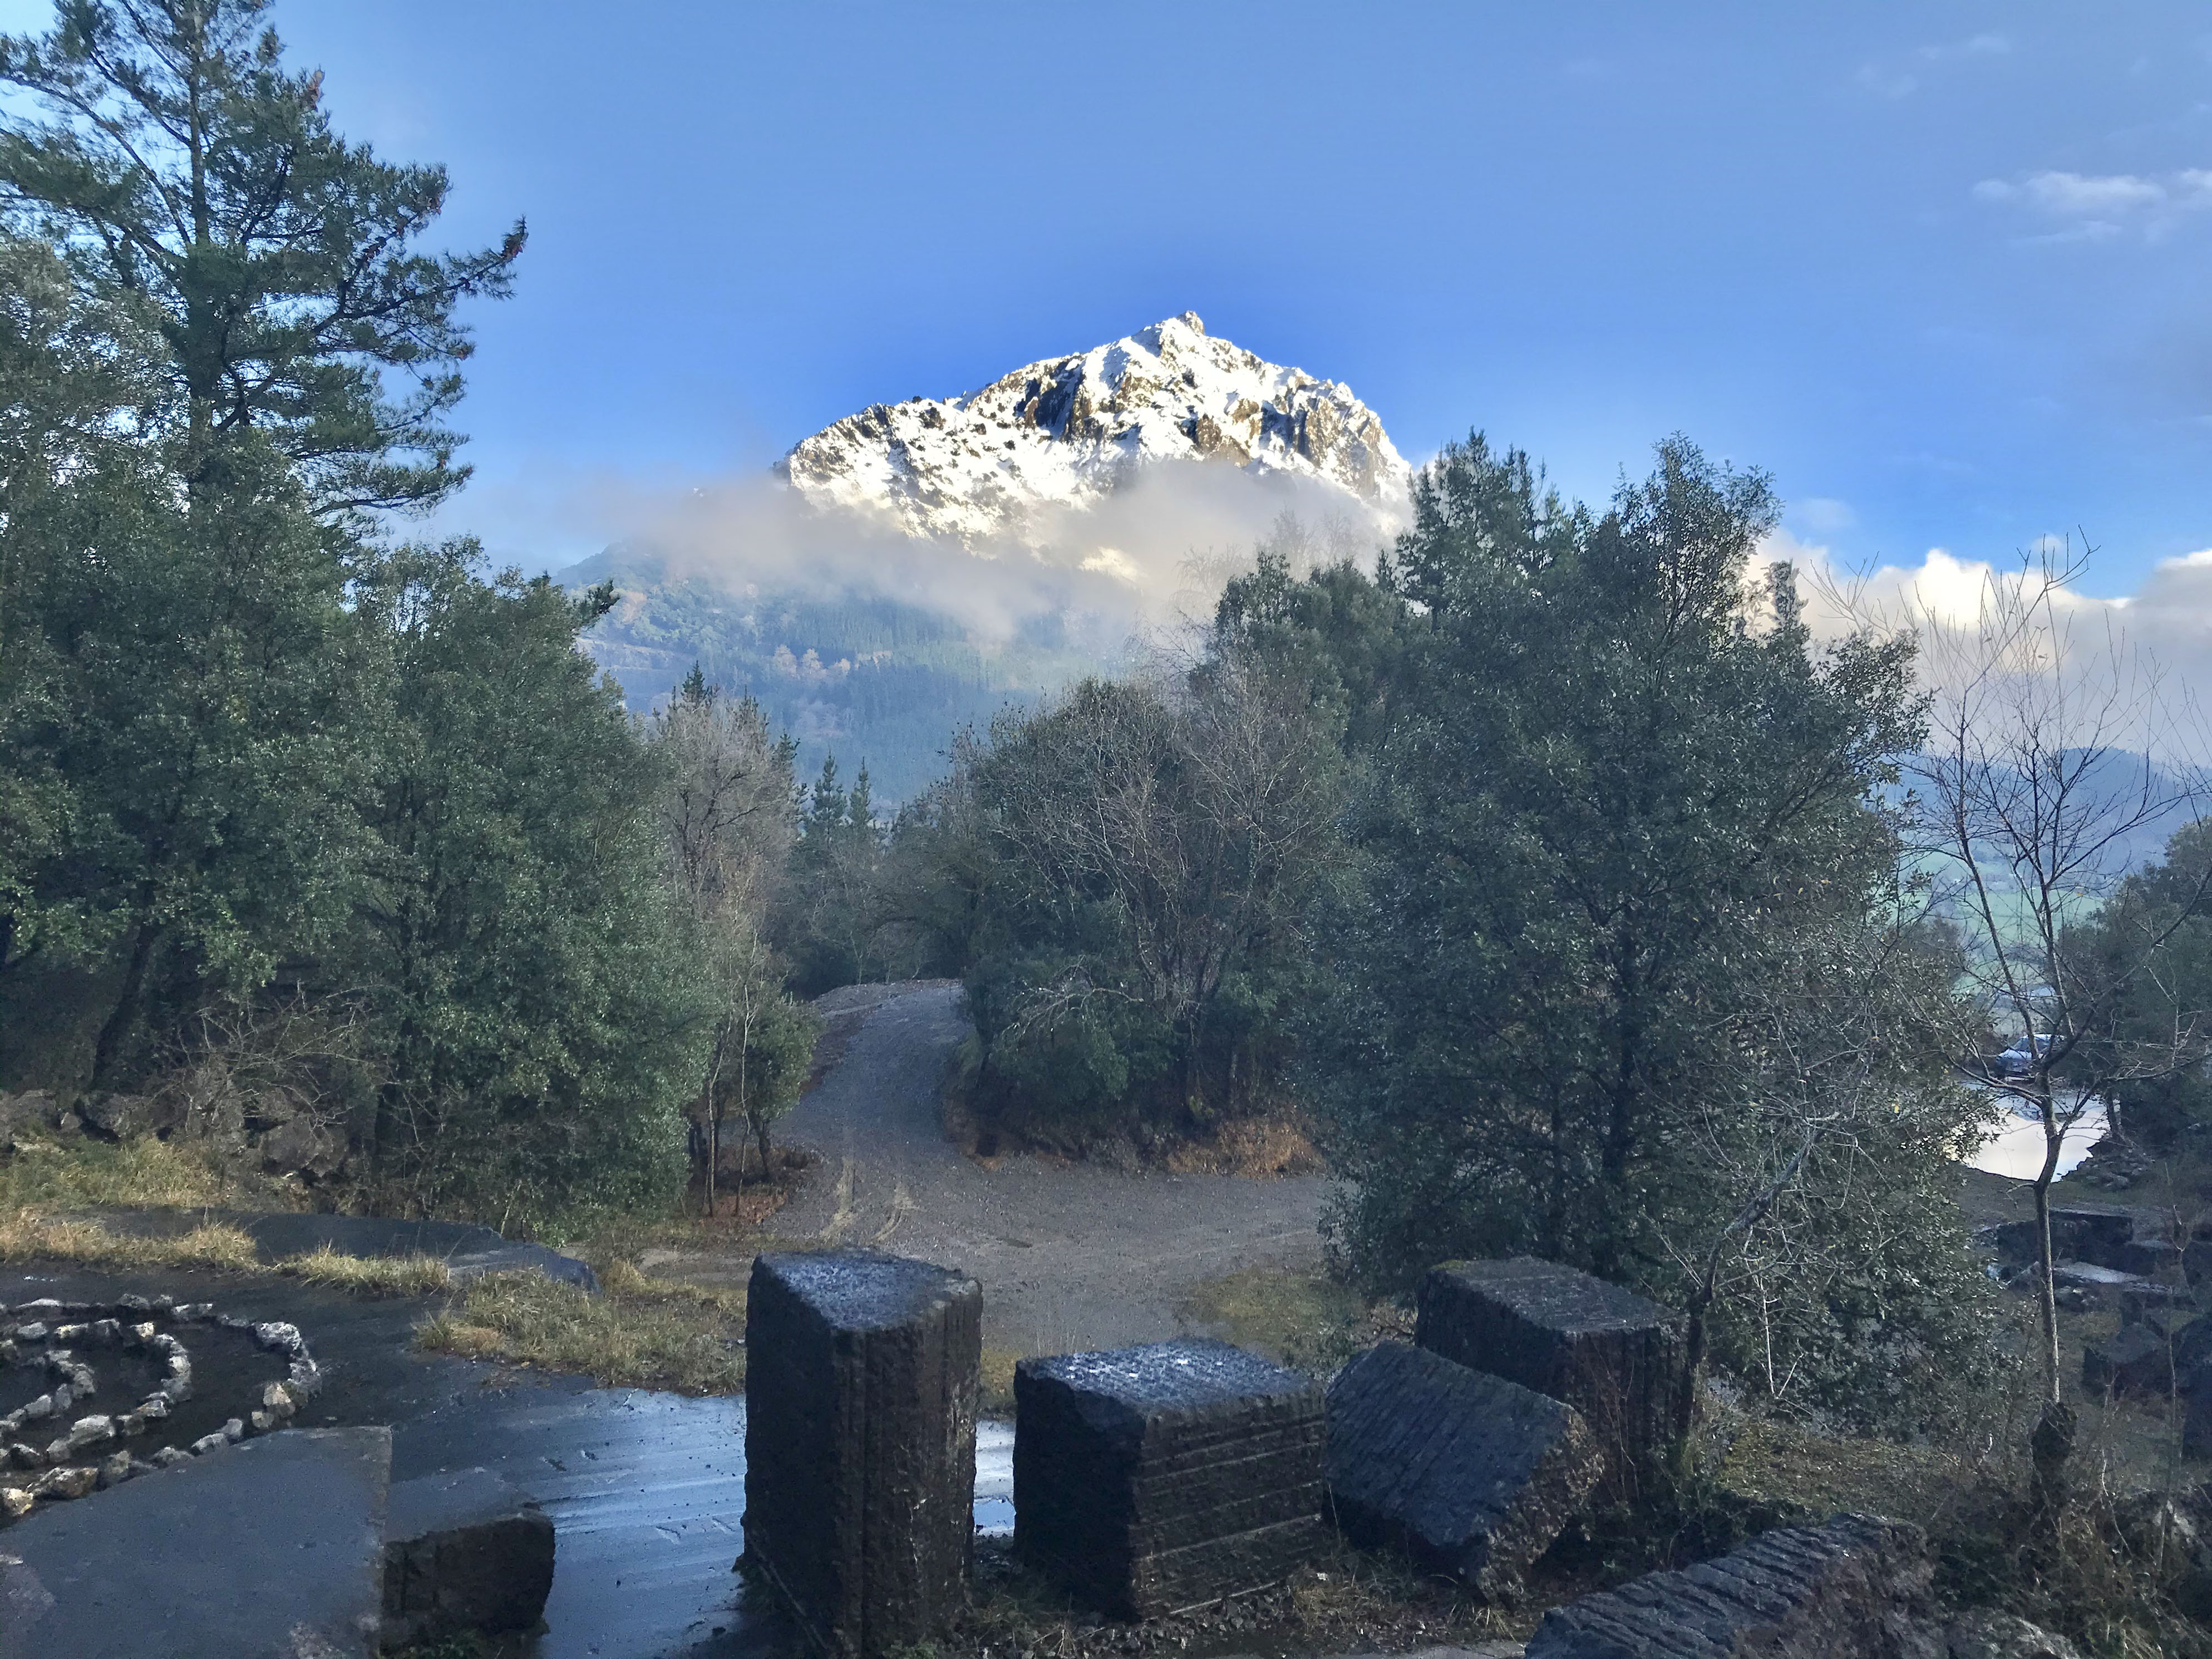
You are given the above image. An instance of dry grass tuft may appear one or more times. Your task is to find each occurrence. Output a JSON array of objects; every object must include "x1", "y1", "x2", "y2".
[
  {"x1": 0, "y1": 1134, "x2": 269, "y2": 1212},
  {"x1": 415, "y1": 1263, "x2": 747, "y2": 1394},
  {"x1": 981, "y1": 1346, "x2": 1021, "y2": 1415},
  {"x1": 280, "y1": 1243, "x2": 452, "y2": 1297},
  {"x1": 1162, "y1": 1113, "x2": 1324, "y2": 1178},
  {"x1": 0, "y1": 1210, "x2": 260, "y2": 1271}
]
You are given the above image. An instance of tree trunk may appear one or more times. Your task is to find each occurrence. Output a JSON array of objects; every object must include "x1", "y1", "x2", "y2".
[
  {"x1": 2032, "y1": 1081, "x2": 2065, "y2": 1402},
  {"x1": 703, "y1": 1056, "x2": 718, "y2": 1215},
  {"x1": 90, "y1": 917, "x2": 156, "y2": 1087}
]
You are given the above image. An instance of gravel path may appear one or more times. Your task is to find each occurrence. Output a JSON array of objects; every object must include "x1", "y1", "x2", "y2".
[{"x1": 751, "y1": 983, "x2": 1332, "y2": 1352}]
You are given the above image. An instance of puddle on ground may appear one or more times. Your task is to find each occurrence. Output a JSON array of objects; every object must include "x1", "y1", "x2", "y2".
[
  {"x1": 975, "y1": 1418, "x2": 1013, "y2": 1535},
  {"x1": 1964, "y1": 1091, "x2": 2107, "y2": 1182},
  {"x1": 394, "y1": 1390, "x2": 1017, "y2": 1658}
]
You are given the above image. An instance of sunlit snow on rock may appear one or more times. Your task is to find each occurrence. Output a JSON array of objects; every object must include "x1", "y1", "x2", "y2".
[{"x1": 777, "y1": 312, "x2": 1411, "y2": 547}]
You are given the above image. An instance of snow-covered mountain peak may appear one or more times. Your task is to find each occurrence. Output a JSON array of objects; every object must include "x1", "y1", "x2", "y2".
[{"x1": 776, "y1": 314, "x2": 1410, "y2": 544}]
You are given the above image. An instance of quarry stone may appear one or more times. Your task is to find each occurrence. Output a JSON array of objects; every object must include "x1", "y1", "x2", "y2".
[
  {"x1": 1524, "y1": 1513, "x2": 1934, "y2": 1658},
  {"x1": 1417, "y1": 1258, "x2": 1687, "y2": 1473},
  {"x1": 2082, "y1": 1324, "x2": 2172, "y2": 1399},
  {"x1": 1015, "y1": 1337, "x2": 1325, "y2": 1619},
  {"x1": 744, "y1": 1248, "x2": 981, "y2": 1658},
  {"x1": 382, "y1": 1465, "x2": 556, "y2": 1647},
  {"x1": 1325, "y1": 1341, "x2": 1601, "y2": 1598}
]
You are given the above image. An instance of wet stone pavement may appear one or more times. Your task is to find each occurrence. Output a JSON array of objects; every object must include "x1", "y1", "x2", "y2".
[{"x1": 0, "y1": 1262, "x2": 1014, "y2": 1658}]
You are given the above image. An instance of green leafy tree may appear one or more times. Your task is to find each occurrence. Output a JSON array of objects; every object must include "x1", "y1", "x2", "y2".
[
  {"x1": 0, "y1": 233, "x2": 166, "y2": 986},
  {"x1": 780, "y1": 755, "x2": 888, "y2": 995},
  {"x1": 346, "y1": 547, "x2": 697, "y2": 1228},
  {"x1": 4, "y1": 430, "x2": 362, "y2": 1084},
  {"x1": 1307, "y1": 434, "x2": 1992, "y2": 1432},
  {"x1": 2087, "y1": 818, "x2": 2212, "y2": 1147},
  {"x1": 0, "y1": 0, "x2": 523, "y2": 516}
]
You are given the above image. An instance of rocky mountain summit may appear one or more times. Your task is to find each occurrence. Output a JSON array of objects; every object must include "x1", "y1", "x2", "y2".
[{"x1": 776, "y1": 313, "x2": 1410, "y2": 544}]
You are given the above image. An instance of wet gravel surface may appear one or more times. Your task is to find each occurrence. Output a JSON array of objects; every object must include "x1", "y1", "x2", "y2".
[{"x1": 720, "y1": 983, "x2": 1333, "y2": 1352}]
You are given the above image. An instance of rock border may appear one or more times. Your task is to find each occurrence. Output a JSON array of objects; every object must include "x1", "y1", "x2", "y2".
[{"x1": 0, "y1": 1294, "x2": 320, "y2": 1519}]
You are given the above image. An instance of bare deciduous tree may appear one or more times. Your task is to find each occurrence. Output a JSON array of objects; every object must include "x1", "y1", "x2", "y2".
[
  {"x1": 1843, "y1": 544, "x2": 2210, "y2": 1405},
  {"x1": 651, "y1": 671, "x2": 797, "y2": 1209},
  {"x1": 977, "y1": 659, "x2": 1344, "y2": 1118}
]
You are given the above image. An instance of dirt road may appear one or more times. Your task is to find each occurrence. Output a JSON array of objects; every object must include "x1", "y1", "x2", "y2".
[{"x1": 758, "y1": 982, "x2": 1331, "y2": 1352}]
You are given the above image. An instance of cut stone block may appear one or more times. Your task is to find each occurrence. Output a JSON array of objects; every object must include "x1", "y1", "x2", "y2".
[
  {"x1": 2186, "y1": 1389, "x2": 2212, "y2": 1460},
  {"x1": 1417, "y1": 1258, "x2": 1686, "y2": 1472},
  {"x1": 1015, "y1": 1338, "x2": 1324, "y2": 1618},
  {"x1": 382, "y1": 1465, "x2": 555, "y2": 1648},
  {"x1": 1524, "y1": 1513, "x2": 1934, "y2": 1658},
  {"x1": 1325, "y1": 1341, "x2": 1601, "y2": 1598},
  {"x1": 744, "y1": 1248, "x2": 981, "y2": 1658},
  {"x1": 2083, "y1": 1325, "x2": 2174, "y2": 1400}
]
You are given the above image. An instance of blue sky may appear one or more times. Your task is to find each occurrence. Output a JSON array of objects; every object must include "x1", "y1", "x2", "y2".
[{"x1": 8, "y1": 1, "x2": 2210, "y2": 599}]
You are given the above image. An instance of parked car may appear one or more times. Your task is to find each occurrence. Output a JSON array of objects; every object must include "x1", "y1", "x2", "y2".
[{"x1": 1993, "y1": 1031, "x2": 2054, "y2": 1079}]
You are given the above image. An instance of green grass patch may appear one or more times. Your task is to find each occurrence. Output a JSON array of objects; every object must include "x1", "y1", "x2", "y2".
[
  {"x1": 1178, "y1": 1266, "x2": 1397, "y2": 1374},
  {"x1": 282, "y1": 1242, "x2": 453, "y2": 1297},
  {"x1": 415, "y1": 1259, "x2": 747, "y2": 1394}
]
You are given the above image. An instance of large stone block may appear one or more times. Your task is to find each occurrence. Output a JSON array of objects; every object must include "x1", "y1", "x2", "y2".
[
  {"x1": 381, "y1": 1465, "x2": 555, "y2": 1648},
  {"x1": 2082, "y1": 1325, "x2": 2173, "y2": 1400},
  {"x1": 1417, "y1": 1258, "x2": 1686, "y2": 1471},
  {"x1": 744, "y1": 1248, "x2": 981, "y2": 1658},
  {"x1": 1325, "y1": 1341, "x2": 1601, "y2": 1598},
  {"x1": 1015, "y1": 1338, "x2": 1324, "y2": 1618},
  {"x1": 1525, "y1": 1513, "x2": 1935, "y2": 1658}
]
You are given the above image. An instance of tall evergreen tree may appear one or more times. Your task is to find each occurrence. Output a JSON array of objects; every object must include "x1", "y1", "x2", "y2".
[{"x1": 0, "y1": 0, "x2": 523, "y2": 517}]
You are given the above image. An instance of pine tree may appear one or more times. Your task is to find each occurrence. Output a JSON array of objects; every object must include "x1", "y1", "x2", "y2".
[{"x1": 0, "y1": 0, "x2": 523, "y2": 517}]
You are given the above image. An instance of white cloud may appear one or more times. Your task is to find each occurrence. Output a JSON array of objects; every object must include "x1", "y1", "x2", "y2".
[
  {"x1": 1925, "y1": 32, "x2": 2012, "y2": 62},
  {"x1": 1856, "y1": 34, "x2": 2011, "y2": 100},
  {"x1": 1768, "y1": 534, "x2": 2212, "y2": 757},
  {"x1": 1973, "y1": 168, "x2": 2212, "y2": 241},
  {"x1": 1795, "y1": 497, "x2": 1856, "y2": 535},
  {"x1": 1977, "y1": 171, "x2": 2165, "y2": 214}
]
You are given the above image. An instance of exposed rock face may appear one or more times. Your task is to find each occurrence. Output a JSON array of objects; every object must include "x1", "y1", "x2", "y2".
[
  {"x1": 743, "y1": 1249, "x2": 981, "y2": 1658},
  {"x1": 1416, "y1": 1258, "x2": 1687, "y2": 1475},
  {"x1": 777, "y1": 313, "x2": 1410, "y2": 545},
  {"x1": 1014, "y1": 1338, "x2": 1324, "y2": 1618},
  {"x1": 1524, "y1": 1513, "x2": 1936, "y2": 1658},
  {"x1": 1324, "y1": 1341, "x2": 1600, "y2": 1599},
  {"x1": 0, "y1": 1091, "x2": 58, "y2": 1145},
  {"x1": 2082, "y1": 1323, "x2": 2174, "y2": 1399},
  {"x1": 74, "y1": 1091, "x2": 181, "y2": 1141}
]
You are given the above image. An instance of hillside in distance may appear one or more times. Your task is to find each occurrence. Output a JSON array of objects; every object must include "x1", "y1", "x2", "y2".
[
  {"x1": 567, "y1": 542, "x2": 1119, "y2": 804},
  {"x1": 569, "y1": 313, "x2": 1410, "y2": 803}
]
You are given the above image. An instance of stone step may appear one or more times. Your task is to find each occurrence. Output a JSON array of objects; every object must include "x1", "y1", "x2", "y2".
[{"x1": 5, "y1": 1426, "x2": 392, "y2": 1658}]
